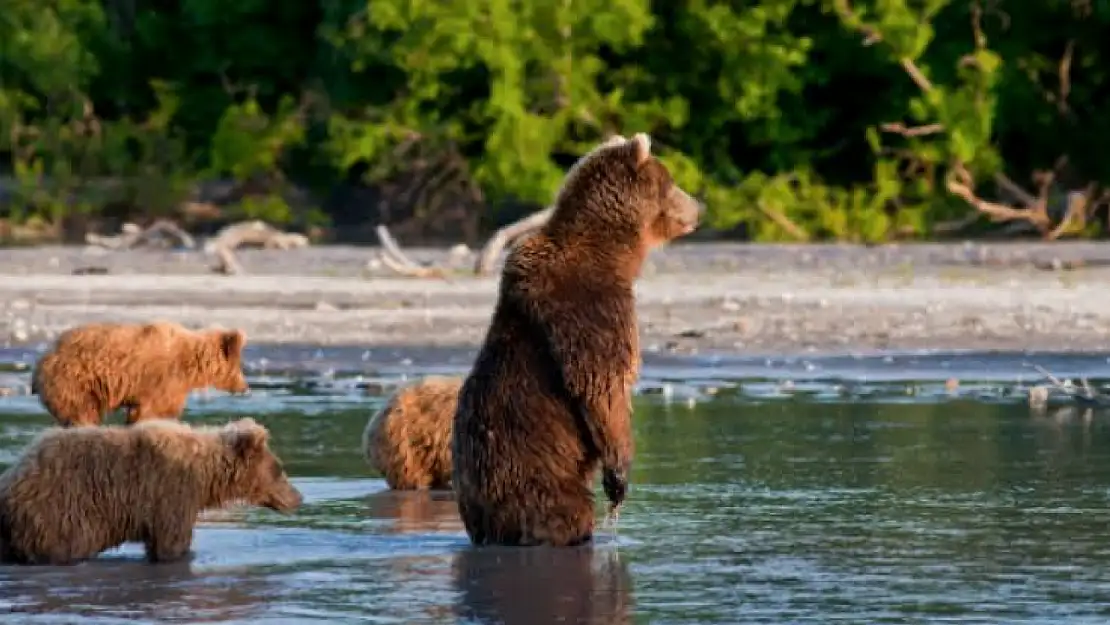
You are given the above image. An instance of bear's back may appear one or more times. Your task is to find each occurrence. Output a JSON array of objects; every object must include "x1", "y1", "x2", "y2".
[
  {"x1": 0, "y1": 426, "x2": 143, "y2": 515},
  {"x1": 49, "y1": 321, "x2": 194, "y2": 376},
  {"x1": 9, "y1": 420, "x2": 209, "y2": 478},
  {"x1": 455, "y1": 276, "x2": 594, "y2": 477},
  {"x1": 2, "y1": 421, "x2": 217, "y2": 509}
]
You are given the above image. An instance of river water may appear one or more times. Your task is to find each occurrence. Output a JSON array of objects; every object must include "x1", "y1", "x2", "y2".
[{"x1": 1, "y1": 346, "x2": 1110, "y2": 623}]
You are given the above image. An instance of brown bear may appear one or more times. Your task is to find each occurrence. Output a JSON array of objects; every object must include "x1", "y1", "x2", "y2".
[
  {"x1": 31, "y1": 321, "x2": 251, "y2": 427},
  {"x1": 452, "y1": 132, "x2": 702, "y2": 547},
  {"x1": 362, "y1": 376, "x2": 461, "y2": 490},
  {"x1": 0, "y1": 417, "x2": 302, "y2": 565}
]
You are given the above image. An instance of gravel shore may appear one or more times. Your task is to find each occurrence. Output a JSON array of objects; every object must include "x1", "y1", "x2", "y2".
[{"x1": 2, "y1": 241, "x2": 1110, "y2": 357}]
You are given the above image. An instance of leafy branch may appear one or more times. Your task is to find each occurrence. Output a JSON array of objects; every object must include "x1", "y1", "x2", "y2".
[{"x1": 836, "y1": 0, "x2": 1109, "y2": 238}]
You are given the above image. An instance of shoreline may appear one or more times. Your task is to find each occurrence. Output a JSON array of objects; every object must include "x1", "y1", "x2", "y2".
[{"x1": 2, "y1": 241, "x2": 1110, "y2": 358}]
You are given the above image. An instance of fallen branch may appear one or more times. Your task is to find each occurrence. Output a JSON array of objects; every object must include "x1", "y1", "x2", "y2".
[
  {"x1": 85, "y1": 219, "x2": 197, "y2": 250},
  {"x1": 474, "y1": 207, "x2": 553, "y2": 275},
  {"x1": 944, "y1": 162, "x2": 1103, "y2": 239},
  {"x1": 203, "y1": 220, "x2": 309, "y2": 253},
  {"x1": 1027, "y1": 364, "x2": 1110, "y2": 409},
  {"x1": 945, "y1": 162, "x2": 1054, "y2": 230},
  {"x1": 756, "y1": 200, "x2": 810, "y2": 242},
  {"x1": 929, "y1": 212, "x2": 983, "y2": 235},
  {"x1": 212, "y1": 246, "x2": 245, "y2": 276},
  {"x1": 203, "y1": 220, "x2": 310, "y2": 276},
  {"x1": 372, "y1": 203, "x2": 553, "y2": 279},
  {"x1": 843, "y1": 0, "x2": 1106, "y2": 238},
  {"x1": 374, "y1": 225, "x2": 448, "y2": 279},
  {"x1": 879, "y1": 122, "x2": 945, "y2": 138},
  {"x1": 1057, "y1": 39, "x2": 1075, "y2": 115}
]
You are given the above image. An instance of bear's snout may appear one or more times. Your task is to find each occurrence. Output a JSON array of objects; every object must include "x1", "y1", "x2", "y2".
[
  {"x1": 228, "y1": 377, "x2": 251, "y2": 395},
  {"x1": 265, "y1": 482, "x2": 303, "y2": 514},
  {"x1": 671, "y1": 187, "x2": 702, "y2": 235}
]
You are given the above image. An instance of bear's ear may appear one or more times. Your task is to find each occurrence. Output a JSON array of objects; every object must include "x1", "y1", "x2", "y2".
[
  {"x1": 631, "y1": 133, "x2": 652, "y2": 166},
  {"x1": 220, "y1": 329, "x2": 246, "y2": 360},
  {"x1": 600, "y1": 134, "x2": 628, "y2": 149},
  {"x1": 223, "y1": 418, "x2": 268, "y2": 457}
]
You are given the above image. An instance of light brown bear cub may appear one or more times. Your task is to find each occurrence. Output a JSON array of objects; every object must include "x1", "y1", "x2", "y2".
[
  {"x1": 32, "y1": 321, "x2": 251, "y2": 427},
  {"x1": 0, "y1": 417, "x2": 302, "y2": 565},
  {"x1": 362, "y1": 376, "x2": 461, "y2": 490},
  {"x1": 452, "y1": 133, "x2": 701, "y2": 547}
]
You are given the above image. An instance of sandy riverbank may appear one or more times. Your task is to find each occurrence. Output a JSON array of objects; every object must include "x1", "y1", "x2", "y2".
[{"x1": 2, "y1": 241, "x2": 1110, "y2": 357}]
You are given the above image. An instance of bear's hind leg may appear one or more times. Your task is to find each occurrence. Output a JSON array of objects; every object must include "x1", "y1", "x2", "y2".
[
  {"x1": 519, "y1": 480, "x2": 596, "y2": 547},
  {"x1": 27, "y1": 541, "x2": 85, "y2": 565},
  {"x1": 0, "y1": 533, "x2": 28, "y2": 564},
  {"x1": 145, "y1": 536, "x2": 192, "y2": 563},
  {"x1": 472, "y1": 485, "x2": 594, "y2": 547},
  {"x1": 525, "y1": 502, "x2": 595, "y2": 547},
  {"x1": 3, "y1": 517, "x2": 85, "y2": 564},
  {"x1": 144, "y1": 518, "x2": 194, "y2": 563},
  {"x1": 457, "y1": 497, "x2": 493, "y2": 546}
]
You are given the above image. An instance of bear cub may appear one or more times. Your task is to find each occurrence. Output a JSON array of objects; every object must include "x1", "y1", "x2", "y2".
[
  {"x1": 32, "y1": 321, "x2": 251, "y2": 427},
  {"x1": 0, "y1": 417, "x2": 301, "y2": 565},
  {"x1": 363, "y1": 376, "x2": 461, "y2": 490}
]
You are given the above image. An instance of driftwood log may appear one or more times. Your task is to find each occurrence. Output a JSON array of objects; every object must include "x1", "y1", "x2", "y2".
[
  {"x1": 1027, "y1": 364, "x2": 1110, "y2": 412},
  {"x1": 204, "y1": 220, "x2": 310, "y2": 275},
  {"x1": 474, "y1": 207, "x2": 553, "y2": 275},
  {"x1": 203, "y1": 220, "x2": 310, "y2": 253},
  {"x1": 373, "y1": 225, "x2": 448, "y2": 278},
  {"x1": 375, "y1": 206, "x2": 553, "y2": 279},
  {"x1": 85, "y1": 218, "x2": 309, "y2": 276},
  {"x1": 85, "y1": 219, "x2": 197, "y2": 250}
]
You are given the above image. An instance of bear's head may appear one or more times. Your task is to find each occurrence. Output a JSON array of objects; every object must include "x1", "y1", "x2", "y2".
[
  {"x1": 219, "y1": 417, "x2": 302, "y2": 513},
  {"x1": 207, "y1": 329, "x2": 250, "y2": 395},
  {"x1": 544, "y1": 132, "x2": 702, "y2": 266}
]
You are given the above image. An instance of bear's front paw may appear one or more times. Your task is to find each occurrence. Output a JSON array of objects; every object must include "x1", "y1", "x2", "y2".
[{"x1": 602, "y1": 467, "x2": 628, "y2": 507}]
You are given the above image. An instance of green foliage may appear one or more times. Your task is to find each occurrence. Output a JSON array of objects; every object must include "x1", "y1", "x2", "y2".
[
  {"x1": 0, "y1": 0, "x2": 1108, "y2": 241},
  {"x1": 209, "y1": 96, "x2": 306, "y2": 182},
  {"x1": 328, "y1": 0, "x2": 656, "y2": 204}
]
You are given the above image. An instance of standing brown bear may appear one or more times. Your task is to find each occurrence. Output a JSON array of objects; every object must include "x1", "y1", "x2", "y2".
[
  {"x1": 31, "y1": 321, "x2": 251, "y2": 427},
  {"x1": 0, "y1": 417, "x2": 302, "y2": 565},
  {"x1": 362, "y1": 376, "x2": 461, "y2": 490},
  {"x1": 452, "y1": 133, "x2": 702, "y2": 547}
]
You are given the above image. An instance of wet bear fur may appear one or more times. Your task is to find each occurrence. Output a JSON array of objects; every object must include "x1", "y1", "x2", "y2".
[
  {"x1": 362, "y1": 376, "x2": 461, "y2": 490},
  {"x1": 451, "y1": 133, "x2": 702, "y2": 547},
  {"x1": 0, "y1": 417, "x2": 302, "y2": 565},
  {"x1": 31, "y1": 321, "x2": 251, "y2": 427}
]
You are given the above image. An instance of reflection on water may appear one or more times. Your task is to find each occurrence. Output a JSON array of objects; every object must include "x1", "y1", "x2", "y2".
[
  {"x1": 454, "y1": 546, "x2": 633, "y2": 625},
  {"x1": 1, "y1": 350, "x2": 1110, "y2": 622},
  {"x1": 361, "y1": 489, "x2": 463, "y2": 535},
  {"x1": 3, "y1": 558, "x2": 270, "y2": 623}
]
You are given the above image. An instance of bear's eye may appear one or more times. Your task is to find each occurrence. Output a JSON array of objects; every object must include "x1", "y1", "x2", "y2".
[{"x1": 270, "y1": 461, "x2": 285, "y2": 478}]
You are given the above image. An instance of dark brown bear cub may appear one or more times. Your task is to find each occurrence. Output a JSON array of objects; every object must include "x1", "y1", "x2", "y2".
[
  {"x1": 32, "y1": 321, "x2": 251, "y2": 427},
  {"x1": 0, "y1": 417, "x2": 302, "y2": 565},
  {"x1": 452, "y1": 133, "x2": 701, "y2": 547}
]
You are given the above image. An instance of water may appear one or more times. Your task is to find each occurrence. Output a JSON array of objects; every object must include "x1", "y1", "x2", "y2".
[{"x1": 1, "y1": 346, "x2": 1110, "y2": 623}]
